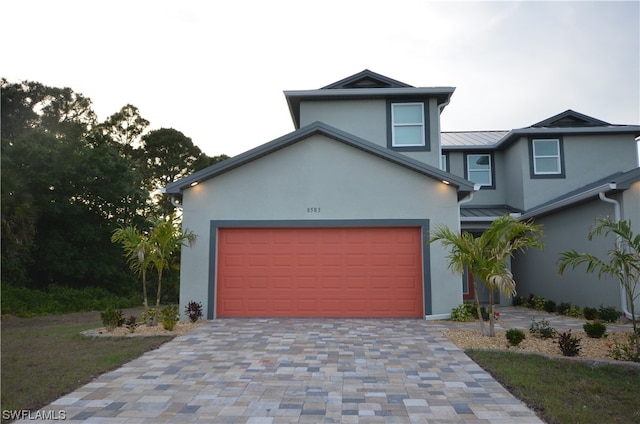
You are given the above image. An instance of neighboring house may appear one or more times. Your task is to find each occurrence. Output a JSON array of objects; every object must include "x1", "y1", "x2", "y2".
[{"x1": 165, "y1": 70, "x2": 640, "y2": 319}]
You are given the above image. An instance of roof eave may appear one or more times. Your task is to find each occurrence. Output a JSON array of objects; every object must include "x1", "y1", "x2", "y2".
[{"x1": 164, "y1": 121, "x2": 474, "y2": 197}]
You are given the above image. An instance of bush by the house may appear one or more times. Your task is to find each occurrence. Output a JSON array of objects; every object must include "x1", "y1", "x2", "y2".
[
  {"x1": 557, "y1": 302, "x2": 572, "y2": 316},
  {"x1": 543, "y1": 299, "x2": 557, "y2": 313},
  {"x1": 583, "y1": 306, "x2": 598, "y2": 320},
  {"x1": 185, "y1": 301, "x2": 204, "y2": 323},
  {"x1": 598, "y1": 305, "x2": 621, "y2": 323},
  {"x1": 566, "y1": 305, "x2": 583, "y2": 318},
  {"x1": 506, "y1": 329, "x2": 526, "y2": 347},
  {"x1": 558, "y1": 330, "x2": 582, "y2": 357},
  {"x1": 583, "y1": 320, "x2": 607, "y2": 338},
  {"x1": 529, "y1": 318, "x2": 557, "y2": 339}
]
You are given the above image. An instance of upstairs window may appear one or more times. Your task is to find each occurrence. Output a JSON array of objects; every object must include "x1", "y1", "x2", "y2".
[
  {"x1": 532, "y1": 139, "x2": 562, "y2": 175},
  {"x1": 466, "y1": 153, "x2": 493, "y2": 187},
  {"x1": 391, "y1": 103, "x2": 425, "y2": 147}
]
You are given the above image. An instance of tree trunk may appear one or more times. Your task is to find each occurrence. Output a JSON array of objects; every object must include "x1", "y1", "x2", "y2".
[
  {"x1": 142, "y1": 270, "x2": 150, "y2": 326},
  {"x1": 487, "y1": 290, "x2": 496, "y2": 337},
  {"x1": 473, "y1": 280, "x2": 488, "y2": 336},
  {"x1": 153, "y1": 270, "x2": 162, "y2": 326}
]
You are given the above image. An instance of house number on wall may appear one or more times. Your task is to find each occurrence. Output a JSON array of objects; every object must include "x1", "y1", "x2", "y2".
[{"x1": 306, "y1": 207, "x2": 321, "y2": 213}]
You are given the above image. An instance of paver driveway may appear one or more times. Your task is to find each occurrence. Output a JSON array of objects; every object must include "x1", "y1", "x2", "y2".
[{"x1": 27, "y1": 319, "x2": 543, "y2": 423}]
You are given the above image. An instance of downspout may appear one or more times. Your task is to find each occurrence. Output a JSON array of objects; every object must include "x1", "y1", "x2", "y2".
[
  {"x1": 599, "y1": 188, "x2": 639, "y2": 320},
  {"x1": 170, "y1": 195, "x2": 182, "y2": 209}
]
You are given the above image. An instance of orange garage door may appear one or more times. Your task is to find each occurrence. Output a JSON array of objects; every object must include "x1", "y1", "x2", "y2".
[{"x1": 216, "y1": 227, "x2": 423, "y2": 317}]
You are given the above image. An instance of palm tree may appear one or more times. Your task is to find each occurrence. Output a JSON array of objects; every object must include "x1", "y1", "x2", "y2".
[
  {"x1": 111, "y1": 226, "x2": 153, "y2": 325},
  {"x1": 558, "y1": 217, "x2": 639, "y2": 354},
  {"x1": 148, "y1": 213, "x2": 197, "y2": 326},
  {"x1": 431, "y1": 215, "x2": 544, "y2": 336}
]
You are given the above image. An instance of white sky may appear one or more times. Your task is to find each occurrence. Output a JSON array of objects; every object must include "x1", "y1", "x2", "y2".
[{"x1": 3, "y1": 0, "x2": 639, "y2": 157}]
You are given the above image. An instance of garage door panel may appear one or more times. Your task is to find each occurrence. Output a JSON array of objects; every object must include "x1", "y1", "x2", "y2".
[{"x1": 217, "y1": 227, "x2": 423, "y2": 318}]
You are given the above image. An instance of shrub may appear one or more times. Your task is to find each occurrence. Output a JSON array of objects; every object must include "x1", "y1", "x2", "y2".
[
  {"x1": 598, "y1": 305, "x2": 621, "y2": 323},
  {"x1": 558, "y1": 330, "x2": 582, "y2": 357},
  {"x1": 566, "y1": 305, "x2": 583, "y2": 318},
  {"x1": 100, "y1": 307, "x2": 125, "y2": 331},
  {"x1": 512, "y1": 295, "x2": 526, "y2": 307},
  {"x1": 531, "y1": 296, "x2": 547, "y2": 311},
  {"x1": 544, "y1": 299, "x2": 557, "y2": 313},
  {"x1": 583, "y1": 306, "x2": 598, "y2": 320},
  {"x1": 125, "y1": 315, "x2": 138, "y2": 333},
  {"x1": 583, "y1": 320, "x2": 607, "y2": 338},
  {"x1": 557, "y1": 302, "x2": 572, "y2": 316},
  {"x1": 185, "y1": 301, "x2": 204, "y2": 323},
  {"x1": 506, "y1": 329, "x2": 526, "y2": 347},
  {"x1": 529, "y1": 318, "x2": 557, "y2": 339},
  {"x1": 0, "y1": 284, "x2": 140, "y2": 317},
  {"x1": 160, "y1": 305, "x2": 179, "y2": 331},
  {"x1": 607, "y1": 334, "x2": 640, "y2": 362},
  {"x1": 141, "y1": 308, "x2": 157, "y2": 324}
]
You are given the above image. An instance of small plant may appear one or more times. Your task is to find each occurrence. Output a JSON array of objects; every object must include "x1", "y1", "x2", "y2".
[
  {"x1": 566, "y1": 305, "x2": 583, "y2": 318},
  {"x1": 583, "y1": 320, "x2": 607, "y2": 338},
  {"x1": 184, "y1": 301, "x2": 204, "y2": 323},
  {"x1": 125, "y1": 315, "x2": 138, "y2": 333},
  {"x1": 543, "y1": 299, "x2": 557, "y2": 313},
  {"x1": 607, "y1": 334, "x2": 640, "y2": 362},
  {"x1": 160, "y1": 305, "x2": 179, "y2": 331},
  {"x1": 141, "y1": 307, "x2": 157, "y2": 325},
  {"x1": 512, "y1": 295, "x2": 526, "y2": 307},
  {"x1": 557, "y1": 302, "x2": 572, "y2": 316},
  {"x1": 583, "y1": 306, "x2": 598, "y2": 320},
  {"x1": 529, "y1": 318, "x2": 557, "y2": 339},
  {"x1": 100, "y1": 307, "x2": 125, "y2": 331},
  {"x1": 531, "y1": 296, "x2": 547, "y2": 311},
  {"x1": 527, "y1": 294, "x2": 537, "y2": 309},
  {"x1": 598, "y1": 305, "x2": 621, "y2": 323},
  {"x1": 558, "y1": 330, "x2": 582, "y2": 357},
  {"x1": 506, "y1": 329, "x2": 526, "y2": 347}
]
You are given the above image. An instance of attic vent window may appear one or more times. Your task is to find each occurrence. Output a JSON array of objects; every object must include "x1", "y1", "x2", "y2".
[{"x1": 391, "y1": 103, "x2": 425, "y2": 147}]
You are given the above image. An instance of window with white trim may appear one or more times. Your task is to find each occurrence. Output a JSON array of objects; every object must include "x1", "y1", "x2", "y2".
[
  {"x1": 391, "y1": 103, "x2": 425, "y2": 147},
  {"x1": 532, "y1": 139, "x2": 561, "y2": 175},
  {"x1": 467, "y1": 154, "x2": 492, "y2": 186}
]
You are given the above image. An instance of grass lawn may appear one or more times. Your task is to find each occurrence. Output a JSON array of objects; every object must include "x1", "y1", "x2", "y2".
[
  {"x1": 0, "y1": 308, "x2": 172, "y2": 420},
  {"x1": 467, "y1": 350, "x2": 640, "y2": 424}
]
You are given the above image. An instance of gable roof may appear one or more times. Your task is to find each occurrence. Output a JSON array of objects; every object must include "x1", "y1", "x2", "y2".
[
  {"x1": 519, "y1": 167, "x2": 640, "y2": 220},
  {"x1": 442, "y1": 110, "x2": 640, "y2": 151},
  {"x1": 531, "y1": 109, "x2": 611, "y2": 128},
  {"x1": 163, "y1": 121, "x2": 475, "y2": 200},
  {"x1": 321, "y1": 69, "x2": 414, "y2": 89},
  {"x1": 284, "y1": 70, "x2": 455, "y2": 129}
]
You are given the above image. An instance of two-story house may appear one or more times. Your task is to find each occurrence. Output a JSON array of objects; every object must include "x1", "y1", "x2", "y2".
[{"x1": 165, "y1": 70, "x2": 640, "y2": 320}]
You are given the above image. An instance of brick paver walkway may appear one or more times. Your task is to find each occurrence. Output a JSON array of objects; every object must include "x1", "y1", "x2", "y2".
[{"x1": 19, "y1": 315, "x2": 549, "y2": 423}]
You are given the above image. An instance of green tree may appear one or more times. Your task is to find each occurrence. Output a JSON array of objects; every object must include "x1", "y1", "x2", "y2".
[
  {"x1": 111, "y1": 227, "x2": 153, "y2": 325},
  {"x1": 96, "y1": 104, "x2": 149, "y2": 157},
  {"x1": 430, "y1": 215, "x2": 544, "y2": 336},
  {"x1": 138, "y1": 128, "x2": 228, "y2": 215},
  {"x1": 147, "y1": 214, "x2": 197, "y2": 326},
  {"x1": 558, "y1": 217, "x2": 639, "y2": 354},
  {"x1": 1, "y1": 80, "x2": 146, "y2": 291}
]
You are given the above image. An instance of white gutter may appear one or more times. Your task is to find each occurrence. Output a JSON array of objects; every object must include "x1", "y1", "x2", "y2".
[{"x1": 598, "y1": 189, "x2": 640, "y2": 320}]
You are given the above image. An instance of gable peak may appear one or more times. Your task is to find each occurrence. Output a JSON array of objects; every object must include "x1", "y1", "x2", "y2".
[
  {"x1": 321, "y1": 69, "x2": 414, "y2": 89},
  {"x1": 531, "y1": 109, "x2": 611, "y2": 128}
]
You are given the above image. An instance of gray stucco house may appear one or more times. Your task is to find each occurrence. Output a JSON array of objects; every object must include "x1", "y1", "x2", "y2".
[{"x1": 165, "y1": 70, "x2": 640, "y2": 320}]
